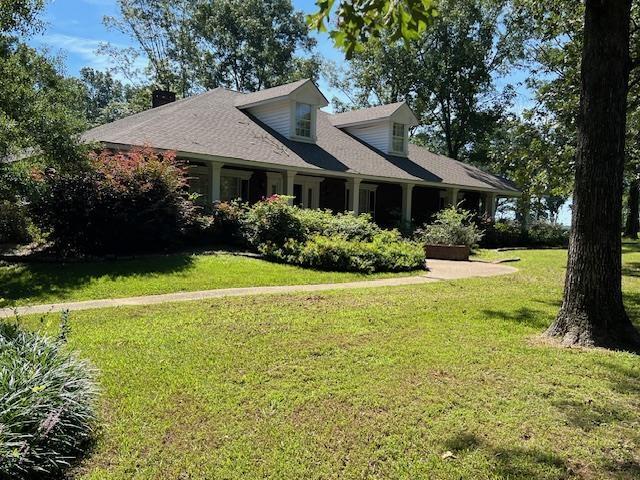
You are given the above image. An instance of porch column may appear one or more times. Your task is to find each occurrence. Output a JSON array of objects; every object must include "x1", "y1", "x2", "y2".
[
  {"x1": 348, "y1": 177, "x2": 362, "y2": 214},
  {"x1": 401, "y1": 183, "x2": 414, "y2": 224},
  {"x1": 210, "y1": 162, "x2": 223, "y2": 202},
  {"x1": 485, "y1": 193, "x2": 497, "y2": 218},
  {"x1": 446, "y1": 187, "x2": 460, "y2": 207},
  {"x1": 284, "y1": 171, "x2": 297, "y2": 204}
]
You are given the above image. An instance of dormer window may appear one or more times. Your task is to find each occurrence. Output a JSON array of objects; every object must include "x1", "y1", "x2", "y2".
[
  {"x1": 295, "y1": 103, "x2": 312, "y2": 138},
  {"x1": 392, "y1": 122, "x2": 406, "y2": 153}
]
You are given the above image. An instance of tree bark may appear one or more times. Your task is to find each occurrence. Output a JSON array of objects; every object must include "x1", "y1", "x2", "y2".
[
  {"x1": 546, "y1": 0, "x2": 640, "y2": 351},
  {"x1": 624, "y1": 177, "x2": 640, "y2": 238}
]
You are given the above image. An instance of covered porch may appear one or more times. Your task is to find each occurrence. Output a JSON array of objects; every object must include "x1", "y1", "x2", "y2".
[{"x1": 187, "y1": 160, "x2": 504, "y2": 226}]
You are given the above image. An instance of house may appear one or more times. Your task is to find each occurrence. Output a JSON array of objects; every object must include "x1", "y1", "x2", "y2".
[{"x1": 82, "y1": 79, "x2": 519, "y2": 227}]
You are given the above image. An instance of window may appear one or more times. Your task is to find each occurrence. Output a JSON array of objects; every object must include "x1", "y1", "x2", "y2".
[
  {"x1": 220, "y1": 176, "x2": 242, "y2": 201},
  {"x1": 392, "y1": 122, "x2": 405, "y2": 153},
  {"x1": 295, "y1": 102, "x2": 312, "y2": 138},
  {"x1": 188, "y1": 165, "x2": 210, "y2": 204},
  {"x1": 219, "y1": 169, "x2": 252, "y2": 202}
]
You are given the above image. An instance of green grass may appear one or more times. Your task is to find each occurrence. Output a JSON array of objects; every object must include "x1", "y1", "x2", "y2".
[
  {"x1": 16, "y1": 245, "x2": 640, "y2": 479},
  {"x1": 0, "y1": 253, "x2": 422, "y2": 307}
]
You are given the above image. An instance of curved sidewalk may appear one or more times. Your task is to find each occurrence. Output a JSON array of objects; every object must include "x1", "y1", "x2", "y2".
[{"x1": 0, "y1": 260, "x2": 517, "y2": 318}]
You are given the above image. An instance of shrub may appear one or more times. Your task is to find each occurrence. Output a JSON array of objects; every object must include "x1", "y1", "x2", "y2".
[
  {"x1": 528, "y1": 221, "x2": 569, "y2": 247},
  {"x1": 0, "y1": 318, "x2": 98, "y2": 479},
  {"x1": 0, "y1": 200, "x2": 32, "y2": 244},
  {"x1": 414, "y1": 206, "x2": 484, "y2": 248},
  {"x1": 295, "y1": 209, "x2": 382, "y2": 241},
  {"x1": 243, "y1": 195, "x2": 305, "y2": 248},
  {"x1": 210, "y1": 200, "x2": 248, "y2": 246},
  {"x1": 480, "y1": 219, "x2": 569, "y2": 248},
  {"x1": 29, "y1": 147, "x2": 199, "y2": 255},
  {"x1": 262, "y1": 231, "x2": 425, "y2": 273}
]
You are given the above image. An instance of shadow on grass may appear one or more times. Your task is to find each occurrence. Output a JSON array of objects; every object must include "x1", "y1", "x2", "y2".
[
  {"x1": 481, "y1": 306, "x2": 553, "y2": 330},
  {"x1": 443, "y1": 432, "x2": 567, "y2": 478},
  {"x1": 0, "y1": 254, "x2": 195, "y2": 305}
]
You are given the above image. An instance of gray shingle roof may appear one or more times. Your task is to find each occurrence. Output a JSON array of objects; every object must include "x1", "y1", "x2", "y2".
[
  {"x1": 330, "y1": 102, "x2": 405, "y2": 127},
  {"x1": 81, "y1": 87, "x2": 518, "y2": 193}
]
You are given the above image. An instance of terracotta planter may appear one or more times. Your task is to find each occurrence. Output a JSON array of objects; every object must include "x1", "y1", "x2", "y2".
[{"x1": 424, "y1": 244, "x2": 470, "y2": 261}]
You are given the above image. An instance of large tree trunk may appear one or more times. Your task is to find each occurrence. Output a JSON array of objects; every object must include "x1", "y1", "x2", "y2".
[
  {"x1": 624, "y1": 177, "x2": 639, "y2": 238},
  {"x1": 546, "y1": 0, "x2": 640, "y2": 351}
]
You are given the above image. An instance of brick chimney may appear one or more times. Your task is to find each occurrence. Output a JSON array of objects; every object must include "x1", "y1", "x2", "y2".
[{"x1": 152, "y1": 90, "x2": 176, "y2": 108}]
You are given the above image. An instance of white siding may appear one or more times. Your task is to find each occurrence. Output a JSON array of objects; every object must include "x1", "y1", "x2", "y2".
[
  {"x1": 345, "y1": 122, "x2": 390, "y2": 153},
  {"x1": 246, "y1": 99, "x2": 291, "y2": 137}
]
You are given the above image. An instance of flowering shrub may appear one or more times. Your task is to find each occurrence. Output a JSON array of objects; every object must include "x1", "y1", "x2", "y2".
[{"x1": 30, "y1": 147, "x2": 199, "y2": 254}]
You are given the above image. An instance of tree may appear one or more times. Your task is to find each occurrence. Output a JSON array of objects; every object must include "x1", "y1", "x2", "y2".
[
  {"x1": 331, "y1": 0, "x2": 523, "y2": 161},
  {"x1": 317, "y1": 0, "x2": 640, "y2": 350},
  {"x1": 0, "y1": 0, "x2": 44, "y2": 34},
  {"x1": 487, "y1": 115, "x2": 572, "y2": 228},
  {"x1": 193, "y1": 0, "x2": 319, "y2": 92},
  {"x1": 0, "y1": 37, "x2": 86, "y2": 165},
  {"x1": 77, "y1": 67, "x2": 151, "y2": 126},
  {"x1": 102, "y1": 0, "x2": 197, "y2": 96},
  {"x1": 103, "y1": 0, "x2": 320, "y2": 95},
  {"x1": 546, "y1": 0, "x2": 640, "y2": 349}
]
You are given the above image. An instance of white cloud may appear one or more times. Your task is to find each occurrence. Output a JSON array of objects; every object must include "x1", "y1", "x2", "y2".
[{"x1": 33, "y1": 33, "x2": 145, "y2": 81}]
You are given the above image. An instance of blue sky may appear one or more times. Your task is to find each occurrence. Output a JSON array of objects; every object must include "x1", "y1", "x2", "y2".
[{"x1": 27, "y1": 0, "x2": 571, "y2": 224}]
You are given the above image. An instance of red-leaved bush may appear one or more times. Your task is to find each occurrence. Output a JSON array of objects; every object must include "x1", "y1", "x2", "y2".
[{"x1": 30, "y1": 146, "x2": 199, "y2": 254}]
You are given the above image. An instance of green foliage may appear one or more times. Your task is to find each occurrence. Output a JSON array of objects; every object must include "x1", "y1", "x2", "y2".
[
  {"x1": 0, "y1": 318, "x2": 97, "y2": 479},
  {"x1": 295, "y1": 232, "x2": 424, "y2": 273},
  {"x1": 209, "y1": 200, "x2": 249, "y2": 246},
  {"x1": 481, "y1": 219, "x2": 569, "y2": 248},
  {"x1": 193, "y1": 0, "x2": 318, "y2": 91},
  {"x1": 307, "y1": 0, "x2": 437, "y2": 58},
  {"x1": 246, "y1": 196, "x2": 424, "y2": 272},
  {"x1": 77, "y1": 67, "x2": 151, "y2": 126},
  {"x1": 414, "y1": 205, "x2": 483, "y2": 248},
  {"x1": 243, "y1": 196, "x2": 305, "y2": 249},
  {"x1": 29, "y1": 147, "x2": 199, "y2": 255},
  {"x1": 295, "y1": 208, "x2": 382, "y2": 241},
  {"x1": 0, "y1": 0, "x2": 44, "y2": 34},
  {"x1": 0, "y1": 38, "x2": 87, "y2": 164},
  {"x1": 333, "y1": 0, "x2": 523, "y2": 161},
  {"x1": 0, "y1": 200, "x2": 33, "y2": 244},
  {"x1": 103, "y1": 0, "x2": 319, "y2": 94}
]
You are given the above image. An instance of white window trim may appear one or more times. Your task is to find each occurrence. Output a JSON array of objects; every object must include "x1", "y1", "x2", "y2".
[
  {"x1": 290, "y1": 101, "x2": 318, "y2": 143},
  {"x1": 390, "y1": 122, "x2": 407, "y2": 155}
]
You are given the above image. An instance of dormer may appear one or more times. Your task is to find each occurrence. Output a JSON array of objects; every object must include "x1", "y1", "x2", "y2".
[
  {"x1": 235, "y1": 79, "x2": 329, "y2": 143},
  {"x1": 330, "y1": 102, "x2": 419, "y2": 156}
]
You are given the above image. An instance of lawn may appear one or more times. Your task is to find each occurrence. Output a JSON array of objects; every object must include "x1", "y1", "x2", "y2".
[
  {"x1": 17, "y1": 246, "x2": 640, "y2": 479},
  {"x1": 0, "y1": 252, "x2": 422, "y2": 307}
]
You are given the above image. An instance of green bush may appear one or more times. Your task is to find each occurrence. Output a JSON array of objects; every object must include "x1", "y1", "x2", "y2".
[
  {"x1": 481, "y1": 219, "x2": 569, "y2": 248},
  {"x1": 0, "y1": 318, "x2": 98, "y2": 479},
  {"x1": 29, "y1": 147, "x2": 199, "y2": 255},
  {"x1": 295, "y1": 208, "x2": 381, "y2": 241},
  {"x1": 0, "y1": 200, "x2": 32, "y2": 244},
  {"x1": 528, "y1": 221, "x2": 569, "y2": 247},
  {"x1": 414, "y1": 206, "x2": 484, "y2": 248},
  {"x1": 243, "y1": 195, "x2": 305, "y2": 248},
  {"x1": 262, "y1": 231, "x2": 425, "y2": 273}
]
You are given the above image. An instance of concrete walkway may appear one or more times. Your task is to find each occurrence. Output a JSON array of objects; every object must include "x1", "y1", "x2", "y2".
[{"x1": 0, "y1": 260, "x2": 517, "y2": 318}]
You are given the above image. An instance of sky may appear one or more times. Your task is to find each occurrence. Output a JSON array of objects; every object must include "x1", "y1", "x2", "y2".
[{"x1": 27, "y1": 0, "x2": 572, "y2": 225}]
